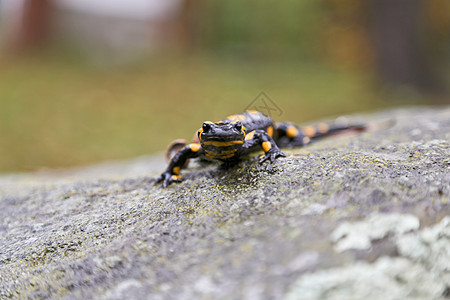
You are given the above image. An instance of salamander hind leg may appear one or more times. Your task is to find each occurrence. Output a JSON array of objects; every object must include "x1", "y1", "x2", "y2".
[{"x1": 274, "y1": 122, "x2": 310, "y2": 148}]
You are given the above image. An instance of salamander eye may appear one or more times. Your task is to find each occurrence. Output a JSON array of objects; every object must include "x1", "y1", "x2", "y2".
[
  {"x1": 202, "y1": 122, "x2": 212, "y2": 132},
  {"x1": 234, "y1": 121, "x2": 242, "y2": 131}
]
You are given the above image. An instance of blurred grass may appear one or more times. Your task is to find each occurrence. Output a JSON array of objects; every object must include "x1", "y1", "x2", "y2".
[{"x1": 0, "y1": 53, "x2": 409, "y2": 173}]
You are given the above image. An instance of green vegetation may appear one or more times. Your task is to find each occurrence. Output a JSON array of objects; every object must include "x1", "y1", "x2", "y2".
[{"x1": 0, "y1": 53, "x2": 419, "y2": 173}]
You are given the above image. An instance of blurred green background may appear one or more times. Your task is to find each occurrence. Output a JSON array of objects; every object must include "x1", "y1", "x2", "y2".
[{"x1": 0, "y1": 0, "x2": 448, "y2": 173}]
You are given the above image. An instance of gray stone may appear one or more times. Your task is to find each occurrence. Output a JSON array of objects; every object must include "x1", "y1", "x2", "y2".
[{"x1": 0, "y1": 106, "x2": 449, "y2": 299}]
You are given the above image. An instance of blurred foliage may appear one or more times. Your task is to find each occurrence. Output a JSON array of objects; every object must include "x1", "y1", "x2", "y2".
[
  {"x1": 192, "y1": 0, "x2": 449, "y2": 95},
  {"x1": 425, "y1": 0, "x2": 450, "y2": 59},
  {"x1": 194, "y1": 0, "x2": 449, "y2": 71},
  {"x1": 195, "y1": 1, "x2": 323, "y2": 59},
  {"x1": 319, "y1": 0, "x2": 373, "y2": 69}
]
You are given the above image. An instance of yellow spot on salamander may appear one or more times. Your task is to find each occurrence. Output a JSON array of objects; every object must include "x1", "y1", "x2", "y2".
[
  {"x1": 245, "y1": 130, "x2": 256, "y2": 141},
  {"x1": 286, "y1": 126, "x2": 299, "y2": 138},
  {"x1": 262, "y1": 141, "x2": 271, "y2": 152},
  {"x1": 303, "y1": 136, "x2": 311, "y2": 144},
  {"x1": 203, "y1": 140, "x2": 244, "y2": 147},
  {"x1": 302, "y1": 126, "x2": 316, "y2": 137},
  {"x1": 318, "y1": 122, "x2": 329, "y2": 133},
  {"x1": 173, "y1": 166, "x2": 180, "y2": 175},
  {"x1": 171, "y1": 175, "x2": 182, "y2": 180},
  {"x1": 197, "y1": 128, "x2": 203, "y2": 140},
  {"x1": 267, "y1": 126, "x2": 274, "y2": 137},
  {"x1": 248, "y1": 110, "x2": 259, "y2": 114},
  {"x1": 190, "y1": 143, "x2": 201, "y2": 152}
]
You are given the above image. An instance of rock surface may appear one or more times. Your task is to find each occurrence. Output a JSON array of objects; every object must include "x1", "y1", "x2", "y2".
[{"x1": 0, "y1": 107, "x2": 449, "y2": 299}]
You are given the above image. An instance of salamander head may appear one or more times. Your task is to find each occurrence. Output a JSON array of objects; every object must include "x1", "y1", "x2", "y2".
[{"x1": 197, "y1": 121, "x2": 246, "y2": 160}]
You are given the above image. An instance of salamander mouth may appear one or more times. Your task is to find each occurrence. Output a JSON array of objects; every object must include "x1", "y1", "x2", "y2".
[{"x1": 202, "y1": 140, "x2": 244, "y2": 148}]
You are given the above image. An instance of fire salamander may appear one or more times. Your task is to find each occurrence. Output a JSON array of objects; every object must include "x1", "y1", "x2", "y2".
[{"x1": 157, "y1": 110, "x2": 365, "y2": 187}]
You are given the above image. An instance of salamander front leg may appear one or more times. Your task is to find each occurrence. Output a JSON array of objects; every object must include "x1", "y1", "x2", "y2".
[
  {"x1": 156, "y1": 143, "x2": 202, "y2": 187},
  {"x1": 240, "y1": 130, "x2": 286, "y2": 163}
]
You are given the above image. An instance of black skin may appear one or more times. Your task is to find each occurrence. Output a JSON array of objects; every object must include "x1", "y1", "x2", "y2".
[{"x1": 157, "y1": 111, "x2": 365, "y2": 187}]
